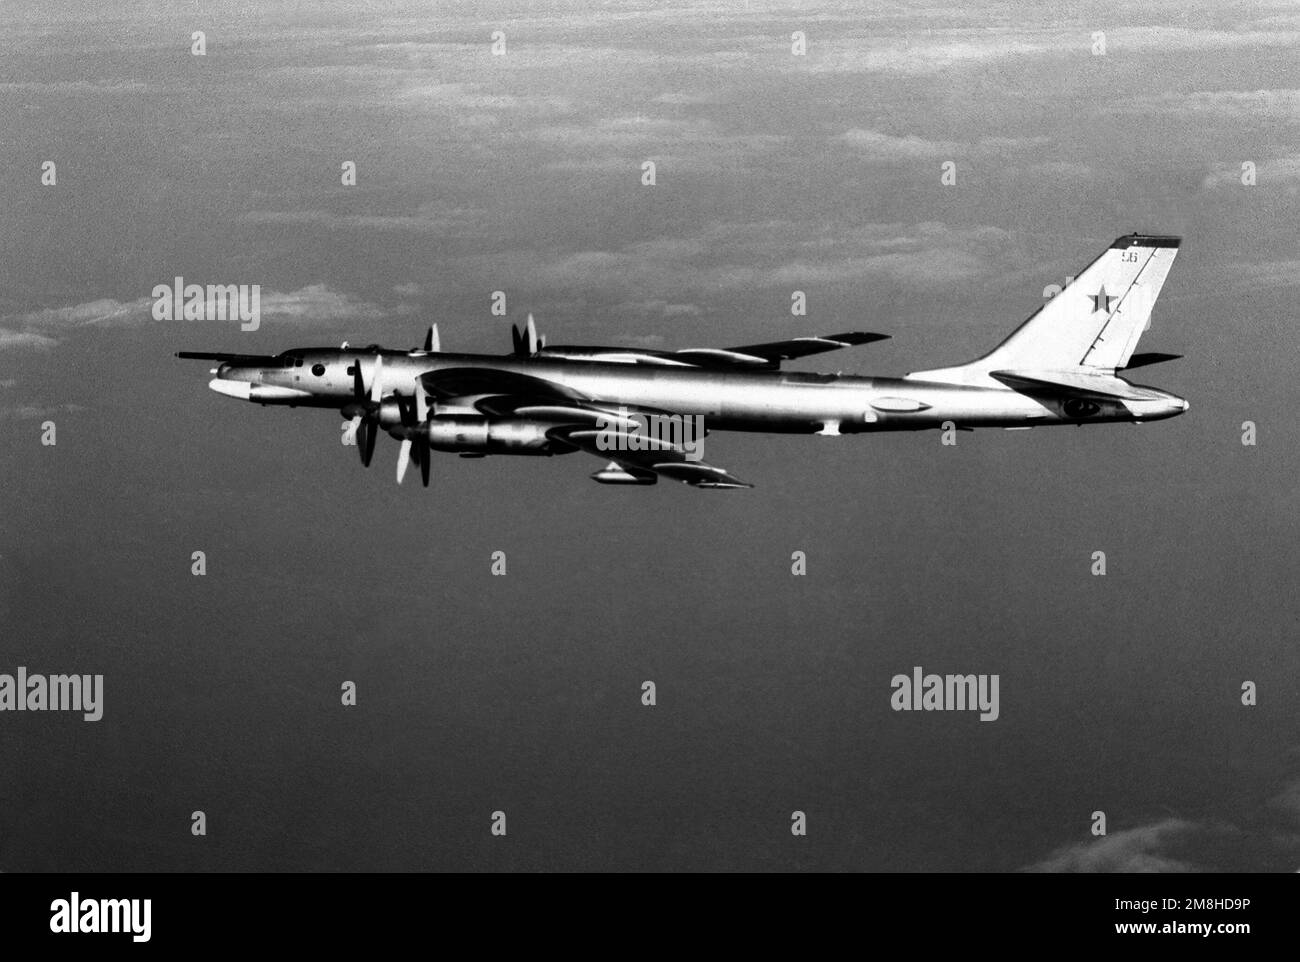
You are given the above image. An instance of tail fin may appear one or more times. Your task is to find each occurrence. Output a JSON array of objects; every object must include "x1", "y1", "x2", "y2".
[{"x1": 908, "y1": 234, "x2": 1180, "y2": 385}]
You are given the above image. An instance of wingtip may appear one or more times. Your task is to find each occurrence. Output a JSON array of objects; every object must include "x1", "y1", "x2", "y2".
[{"x1": 823, "y1": 331, "x2": 891, "y2": 345}]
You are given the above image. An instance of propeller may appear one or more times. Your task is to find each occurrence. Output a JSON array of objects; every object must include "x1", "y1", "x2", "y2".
[
  {"x1": 395, "y1": 385, "x2": 432, "y2": 487},
  {"x1": 344, "y1": 354, "x2": 383, "y2": 468},
  {"x1": 511, "y1": 313, "x2": 543, "y2": 357},
  {"x1": 418, "y1": 324, "x2": 440, "y2": 353}
]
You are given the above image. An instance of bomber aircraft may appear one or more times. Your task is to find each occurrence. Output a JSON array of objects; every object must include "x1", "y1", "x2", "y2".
[{"x1": 178, "y1": 233, "x2": 1187, "y2": 489}]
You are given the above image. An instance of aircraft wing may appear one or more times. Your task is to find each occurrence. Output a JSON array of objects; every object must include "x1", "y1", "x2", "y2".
[
  {"x1": 419, "y1": 367, "x2": 751, "y2": 488},
  {"x1": 537, "y1": 331, "x2": 888, "y2": 369},
  {"x1": 418, "y1": 367, "x2": 589, "y2": 405},
  {"x1": 714, "y1": 331, "x2": 889, "y2": 366}
]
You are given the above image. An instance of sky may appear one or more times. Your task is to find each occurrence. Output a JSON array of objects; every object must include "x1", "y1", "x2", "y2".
[{"x1": 0, "y1": 0, "x2": 1297, "y2": 871}]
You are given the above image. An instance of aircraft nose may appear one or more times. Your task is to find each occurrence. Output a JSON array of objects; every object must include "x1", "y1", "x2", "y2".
[
  {"x1": 208, "y1": 363, "x2": 255, "y2": 399},
  {"x1": 208, "y1": 377, "x2": 252, "y2": 400}
]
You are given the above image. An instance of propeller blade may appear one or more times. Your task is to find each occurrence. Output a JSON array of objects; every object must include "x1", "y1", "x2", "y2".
[
  {"x1": 422, "y1": 324, "x2": 440, "y2": 353},
  {"x1": 418, "y1": 443, "x2": 430, "y2": 487},
  {"x1": 415, "y1": 387, "x2": 428, "y2": 423},
  {"x1": 359, "y1": 420, "x2": 377, "y2": 468},
  {"x1": 352, "y1": 358, "x2": 365, "y2": 398},
  {"x1": 369, "y1": 355, "x2": 384, "y2": 404},
  {"x1": 511, "y1": 324, "x2": 523, "y2": 356},
  {"x1": 525, "y1": 313, "x2": 538, "y2": 355},
  {"x1": 395, "y1": 438, "x2": 412, "y2": 484}
]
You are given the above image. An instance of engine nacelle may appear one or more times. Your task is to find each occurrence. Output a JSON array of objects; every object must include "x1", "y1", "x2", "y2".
[
  {"x1": 425, "y1": 417, "x2": 555, "y2": 455},
  {"x1": 377, "y1": 398, "x2": 408, "y2": 429}
]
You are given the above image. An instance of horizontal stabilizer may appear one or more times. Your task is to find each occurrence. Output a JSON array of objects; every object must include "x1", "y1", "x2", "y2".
[{"x1": 1122, "y1": 352, "x2": 1182, "y2": 371}]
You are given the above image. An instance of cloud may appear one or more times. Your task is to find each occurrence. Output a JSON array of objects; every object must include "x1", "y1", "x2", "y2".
[
  {"x1": 520, "y1": 220, "x2": 1012, "y2": 300},
  {"x1": 393, "y1": 80, "x2": 575, "y2": 117},
  {"x1": 841, "y1": 130, "x2": 1055, "y2": 165},
  {"x1": 1224, "y1": 260, "x2": 1300, "y2": 288},
  {"x1": 1024, "y1": 772, "x2": 1300, "y2": 872},
  {"x1": 1117, "y1": 25, "x2": 1300, "y2": 55},
  {"x1": 0, "y1": 285, "x2": 392, "y2": 349},
  {"x1": 0, "y1": 328, "x2": 59, "y2": 351},
  {"x1": 0, "y1": 403, "x2": 85, "y2": 421},
  {"x1": 255, "y1": 284, "x2": 387, "y2": 323},
  {"x1": 11, "y1": 298, "x2": 151, "y2": 329},
  {"x1": 532, "y1": 115, "x2": 790, "y2": 174},
  {"x1": 1202, "y1": 155, "x2": 1300, "y2": 190},
  {"x1": 1021, "y1": 819, "x2": 1198, "y2": 872},
  {"x1": 1108, "y1": 89, "x2": 1300, "y2": 121},
  {"x1": 800, "y1": 25, "x2": 1300, "y2": 77},
  {"x1": 652, "y1": 91, "x2": 720, "y2": 105},
  {"x1": 841, "y1": 129, "x2": 957, "y2": 161},
  {"x1": 1025, "y1": 160, "x2": 1093, "y2": 181},
  {"x1": 613, "y1": 299, "x2": 705, "y2": 320},
  {"x1": 764, "y1": 248, "x2": 989, "y2": 287},
  {"x1": 0, "y1": 80, "x2": 148, "y2": 94},
  {"x1": 782, "y1": 28, "x2": 1075, "y2": 77},
  {"x1": 241, "y1": 204, "x2": 487, "y2": 236},
  {"x1": 1268, "y1": 776, "x2": 1300, "y2": 824}
]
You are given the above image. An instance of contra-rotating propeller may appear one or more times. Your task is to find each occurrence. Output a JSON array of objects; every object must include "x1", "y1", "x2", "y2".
[
  {"x1": 510, "y1": 313, "x2": 544, "y2": 357},
  {"x1": 416, "y1": 324, "x2": 440, "y2": 354},
  {"x1": 341, "y1": 354, "x2": 384, "y2": 468},
  {"x1": 394, "y1": 386, "x2": 431, "y2": 487}
]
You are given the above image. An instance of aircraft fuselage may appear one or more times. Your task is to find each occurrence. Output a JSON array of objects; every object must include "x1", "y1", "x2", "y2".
[{"x1": 210, "y1": 348, "x2": 1188, "y2": 432}]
